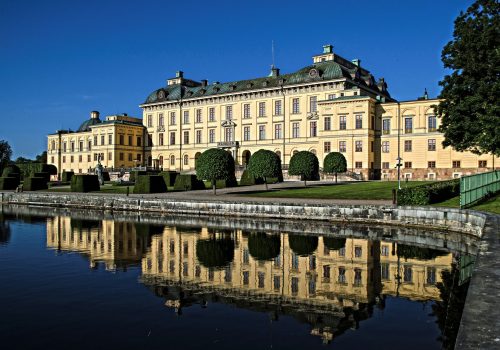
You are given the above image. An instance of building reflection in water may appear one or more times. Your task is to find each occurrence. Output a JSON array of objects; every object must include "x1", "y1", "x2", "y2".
[{"x1": 46, "y1": 216, "x2": 457, "y2": 344}]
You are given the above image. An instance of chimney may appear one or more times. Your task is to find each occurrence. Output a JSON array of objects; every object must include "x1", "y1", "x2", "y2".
[
  {"x1": 201, "y1": 79, "x2": 208, "y2": 87},
  {"x1": 351, "y1": 59, "x2": 361, "y2": 67},
  {"x1": 90, "y1": 111, "x2": 100, "y2": 119},
  {"x1": 323, "y1": 44, "x2": 333, "y2": 54},
  {"x1": 176, "y1": 71, "x2": 184, "y2": 78}
]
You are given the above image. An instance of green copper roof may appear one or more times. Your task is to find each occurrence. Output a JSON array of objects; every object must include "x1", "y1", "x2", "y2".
[{"x1": 77, "y1": 117, "x2": 102, "y2": 132}]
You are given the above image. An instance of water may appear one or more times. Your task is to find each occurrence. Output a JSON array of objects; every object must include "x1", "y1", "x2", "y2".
[{"x1": 0, "y1": 206, "x2": 477, "y2": 350}]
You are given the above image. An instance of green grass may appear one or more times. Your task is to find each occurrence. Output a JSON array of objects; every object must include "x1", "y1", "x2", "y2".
[
  {"x1": 240, "y1": 181, "x2": 434, "y2": 200},
  {"x1": 433, "y1": 193, "x2": 500, "y2": 214}
]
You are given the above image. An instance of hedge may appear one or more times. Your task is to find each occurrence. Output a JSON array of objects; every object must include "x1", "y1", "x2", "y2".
[
  {"x1": 129, "y1": 171, "x2": 147, "y2": 182},
  {"x1": 70, "y1": 175, "x2": 100, "y2": 192},
  {"x1": 62, "y1": 171, "x2": 74, "y2": 182},
  {"x1": 239, "y1": 169, "x2": 264, "y2": 186},
  {"x1": 173, "y1": 174, "x2": 206, "y2": 191},
  {"x1": 133, "y1": 175, "x2": 167, "y2": 194},
  {"x1": 2, "y1": 165, "x2": 20, "y2": 178},
  {"x1": 24, "y1": 177, "x2": 48, "y2": 191},
  {"x1": 159, "y1": 171, "x2": 179, "y2": 187},
  {"x1": 0, "y1": 177, "x2": 20, "y2": 190},
  {"x1": 34, "y1": 172, "x2": 50, "y2": 183},
  {"x1": 215, "y1": 176, "x2": 238, "y2": 189},
  {"x1": 397, "y1": 179, "x2": 460, "y2": 206}
]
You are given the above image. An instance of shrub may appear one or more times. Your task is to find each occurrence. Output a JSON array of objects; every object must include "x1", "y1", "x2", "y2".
[
  {"x1": 133, "y1": 175, "x2": 167, "y2": 194},
  {"x1": 248, "y1": 232, "x2": 280, "y2": 261},
  {"x1": 129, "y1": 171, "x2": 147, "y2": 182},
  {"x1": 62, "y1": 171, "x2": 74, "y2": 182},
  {"x1": 195, "y1": 148, "x2": 235, "y2": 194},
  {"x1": 34, "y1": 172, "x2": 50, "y2": 183},
  {"x1": 16, "y1": 163, "x2": 42, "y2": 179},
  {"x1": 24, "y1": 177, "x2": 48, "y2": 191},
  {"x1": 397, "y1": 179, "x2": 460, "y2": 206},
  {"x1": 70, "y1": 175, "x2": 100, "y2": 192},
  {"x1": 247, "y1": 149, "x2": 283, "y2": 190},
  {"x1": 159, "y1": 171, "x2": 179, "y2": 187},
  {"x1": 288, "y1": 235, "x2": 318, "y2": 256},
  {"x1": 102, "y1": 172, "x2": 110, "y2": 182},
  {"x1": 323, "y1": 152, "x2": 347, "y2": 183},
  {"x1": 0, "y1": 176, "x2": 19, "y2": 190},
  {"x1": 196, "y1": 237, "x2": 235, "y2": 269},
  {"x1": 323, "y1": 237, "x2": 346, "y2": 251},
  {"x1": 239, "y1": 169, "x2": 264, "y2": 186},
  {"x1": 173, "y1": 174, "x2": 206, "y2": 191},
  {"x1": 41, "y1": 164, "x2": 57, "y2": 175},
  {"x1": 215, "y1": 176, "x2": 238, "y2": 189},
  {"x1": 288, "y1": 151, "x2": 319, "y2": 186},
  {"x1": 2, "y1": 164, "x2": 20, "y2": 177}
]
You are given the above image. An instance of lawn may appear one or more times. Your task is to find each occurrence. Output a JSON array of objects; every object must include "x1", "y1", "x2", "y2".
[
  {"x1": 433, "y1": 193, "x2": 500, "y2": 214},
  {"x1": 241, "y1": 181, "x2": 434, "y2": 200}
]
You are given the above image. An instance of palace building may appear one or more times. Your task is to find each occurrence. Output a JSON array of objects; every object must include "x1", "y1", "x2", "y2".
[{"x1": 48, "y1": 45, "x2": 498, "y2": 180}]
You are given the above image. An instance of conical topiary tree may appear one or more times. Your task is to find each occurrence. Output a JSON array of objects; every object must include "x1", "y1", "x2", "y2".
[
  {"x1": 288, "y1": 235, "x2": 318, "y2": 256},
  {"x1": 196, "y1": 148, "x2": 236, "y2": 195},
  {"x1": 248, "y1": 232, "x2": 281, "y2": 261},
  {"x1": 247, "y1": 149, "x2": 283, "y2": 190},
  {"x1": 323, "y1": 152, "x2": 347, "y2": 183},
  {"x1": 288, "y1": 151, "x2": 319, "y2": 187}
]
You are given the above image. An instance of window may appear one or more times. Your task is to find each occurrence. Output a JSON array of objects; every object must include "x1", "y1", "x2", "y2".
[
  {"x1": 310, "y1": 96, "x2": 317, "y2": 112},
  {"x1": 355, "y1": 161, "x2": 363, "y2": 169},
  {"x1": 258, "y1": 102, "x2": 266, "y2": 117},
  {"x1": 382, "y1": 141, "x2": 390, "y2": 153},
  {"x1": 339, "y1": 141, "x2": 346, "y2": 153},
  {"x1": 428, "y1": 115, "x2": 437, "y2": 132},
  {"x1": 137, "y1": 154, "x2": 141, "y2": 162},
  {"x1": 403, "y1": 265, "x2": 413, "y2": 283},
  {"x1": 274, "y1": 124, "x2": 282, "y2": 139},
  {"x1": 147, "y1": 114, "x2": 153, "y2": 127},
  {"x1": 292, "y1": 98, "x2": 300, "y2": 114},
  {"x1": 209, "y1": 129, "x2": 215, "y2": 143},
  {"x1": 427, "y1": 267, "x2": 436, "y2": 285},
  {"x1": 404, "y1": 117, "x2": 413, "y2": 133},
  {"x1": 355, "y1": 114, "x2": 363, "y2": 129},
  {"x1": 328, "y1": 93, "x2": 335, "y2": 100},
  {"x1": 291, "y1": 277, "x2": 299, "y2": 294},
  {"x1": 381, "y1": 245, "x2": 389, "y2": 256},
  {"x1": 243, "y1": 271, "x2": 249, "y2": 285},
  {"x1": 428, "y1": 161, "x2": 436, "y2": 168},
  {"x1": 128, "y1": 153, "x2": 132, "y2": 161},
  {"x1": 225, "y1": 105, "x2": 232, "y2": 120},
  {"x1": 452, "y1": 160, "x2": 461, "y2": 168},
  {"x1": 159, "y1": 113, "x2": 164, "y2": 126},
  {"x1": 69, "y1": 142, "x2": 74, "y2": 152},
  {"x1": 119, "y1": 153, "x2": 124, "y2": 161},
  {"x1": 292, "y1": 122, "x2": 299, "y2": 138},
  {"x1": 339, "y1": 115, "x2": 347, "y2": 130},
  {"x1": 243, "y1": 249, "x2": 249, "y2": 264},
  {"x1": 243, "y1": 104, "x2": 250, "y2": 118},
  {"x1": 404, "y1": 140, "x2": 412, "y2": 152},
  {"x1": 62, "y1": 156, "x2": 66, "y2": 163},
  {"x1": 183, "y1": 111, "x2": 189, "y2": 124},
  {"x1": 274, "y1": 100, "x2": 282, "y2": 115},
  {"x1": 79, "y1": 141, "x2": 83, "y2": 151},
  {"x1": 170, "y1": 132, "x2": 175, "y2": 145},
  {"x1": 119, "y1": 134, "x2": 124, "y2": 145},
  {"x1": 382, "y1": 162, "x2": 390, "y2": 169},
  {"x1": 109, "y1": 153, "x2": 112, "y2": 161},
  {"x1": 324, "y1": 141, "x2": 331, "y2": 153},
  {"x1": 78, "y1": 155, "x2": 82, "y2": 162},
  {"x1": 183, "y1": 131, "x2": 189, "y2": 144},
  {"x1": 183, "y1": 154, "x2": 189, "y2": 166},
  {"x1": 355, "y1": 140, "x2": 362, "y2": 152},
  {"x1": 170, "y1": 155, "x2": 175, "y2": 165},
  {"x1": 258, "y1": 272, "x2": 265, "y2": 288},
  {"x1": 381, "y1": 263, "x2": 390, "y2": 280},
  {"x1": 338, "y1": 267, "x2": 346, "y2": 283},
  {"x1": 87, "y1": 155, "x2": 91, "y2": 162},
  {"x1": 158, "y1": 133, "x2": 164, "y2": 146},
  {"x1": 323, "y1": 265, "x2": 331, "y2": 278},
  {"x1": 479, "y1": 160, "x2": 487, "y2": 168},
  {"x1": 354, "y1": 268, "x2": 362, "y2": 286},
  {"x1": 405, "y1": 161, "x2": 412, "y2": 168},
  {"x1": 88, "y1": 141, "x2": 92, "y2": 151},
  {"x1": 324, "y1": 116, "x2": 331, "y2": 131},
  {"x1": 208, "y1": 107, "x2": 215, "y2": 122},
  {"x1": 196, "y1": 109, "x2": 202, "y2": 123},
  {"x1": 242, "y1": 126, "x2": 250, "y2": 141},
  {"x1": 128, "y1": 135, "x2": 132, "y2": 146},
  {"x1": 196, "y1": 130, "x2": 202, "y2": 144},
  {"x1": 273, "y1": 276, "x2": 280, "y2": 291},
  {"x1": 93, "y1": 136, "x2": 97, "y2": 147},
  {"x1": 224, "y1": 128, "x2": 233, "y2": 142},
  {"x1": 259, "y1": 125, "x2": 266, "y2": 140},
  {"x1": 310, "y1": 121, "x2": 317, "y2": 137},
  {"x1": 170, "y1": 112, "x2": 176, "y2": 125},
  {"x1": 428, "y1": 139, "x2": 436, "y2": 151},
  {"x1": 137, "y1": 136, "x2": 142, "y2": 146}
]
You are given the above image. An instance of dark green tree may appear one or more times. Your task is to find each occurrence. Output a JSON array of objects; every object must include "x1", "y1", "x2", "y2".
[
  {"x1": 248, "y1": 232, "x2": 281, "y2": 261},
  {"x1": 0, "y1": 140, "x2": 12, "y2": 174},
  {"x1": 323, "y1": 152, "x2": 347, "y2": 183},
  {"x1": 436, "y1": 0, "x2": 500, "y2": 158},
  {"x1": 36, "y1": 151, "x2": 47, "y2": 164},
  {"x1": 195, "y1": 148, "x2": 235, "y2": 194},
  {"x1": 288, "y1": 151, "x2": 319, "y2": 187},
  {"x1": 288, "y1": 235, "x2": 318, "y2": 256},
  {"x1": 323, "y1": 237, "x2": 346, "y2": 251},
  {"x1": 196, "y1": 237, "x2": 235, "y2": 269},
  {"x1": 247, "y1": 149, "x2": 282, "y2": 190}
]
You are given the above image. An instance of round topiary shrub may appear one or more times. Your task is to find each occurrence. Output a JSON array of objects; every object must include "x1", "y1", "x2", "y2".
[
  {"x1": 41, "y1": 164, "x2": 58, "y2": 176},
  {"x1": 196, "y1": 148, "x2": 235, "y2": 194},
  {"x1": 248, "y1": 232, "x2": 281, "y2": 261},
  {"x1": 196, "y1": 237, "x2": 235, "y2": 269},
  {"x1": 288, "y1": 151, "x2": 319, "y2": 186},
  {"x1": 288, "y1": 235, "x2": 318, "y2": 256},
  {"x1": 323, "y1": 237, "x2": 346, "y2": 251},
  {"x1": 247, "y1": 149, "x2": 283, "y2": 190},
  {"x1": 70, "y1": 175, "x2": 100, "y2": 192},
  {"x1": 133, "y1": 175, "x2": 167, "y2": 194},
  {"x1": 323, "y1": 152, "x2": 347, "y2": 183}
]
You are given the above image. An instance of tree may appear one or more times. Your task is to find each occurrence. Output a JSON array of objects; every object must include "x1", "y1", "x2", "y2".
[
  {"x1": 288, "y1": 151, "x2": 319, "y2": 187},
  {"x1": 248, "y1": 232, "x2": 281, "y2": 261},
  {"x1": 0, "y1": 140, "x2": 12, "y2": 174},
  {"x1": 195, "y1": 148, "x2": 235, "y2": 194},
  {"x1": 323, "y1": 152, "x2": 347, "y2": 183},
  {"x1": 196, "y1": 237, "x2": 235, "y2": 269},
  {"x1": 36, "y1": 151, "x2": 47, "y2": 164},
  {"x1": 436, "y1": 0, "x2": 500, "y2": 158},
  {"x1": 247, "y1": 149, "x2": 282, "y2": 190},
  {"x1": 288, "y1": 235, "x2": 318, "y2": 256}
]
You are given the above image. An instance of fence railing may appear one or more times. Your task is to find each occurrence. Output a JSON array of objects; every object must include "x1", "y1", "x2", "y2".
[{"x1": 460, "y1": 170, "x2": 500, "y2": 208}]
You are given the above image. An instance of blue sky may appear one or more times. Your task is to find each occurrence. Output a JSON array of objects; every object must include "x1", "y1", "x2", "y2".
[{"x1": 0, "y1": 0, "x2": 473, "y2": 158}]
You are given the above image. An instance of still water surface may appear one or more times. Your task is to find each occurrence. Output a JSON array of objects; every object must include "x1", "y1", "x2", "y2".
[{"x1": 0, "y1": 208, "x2": 475, "y2": 349}]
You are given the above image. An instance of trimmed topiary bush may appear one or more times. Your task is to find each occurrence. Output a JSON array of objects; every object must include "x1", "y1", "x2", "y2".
[
  {"x1": 288, "y1": 151, "x2": 319, "y2": 186},
  {"x1": 133, "y1": 175, "x2": 167, "y2": 194},
  {"x1": 34, "y1": 172, "x2": 50, "y2": 183},
  {"x1": 324, "y1": 152, "x2": 347, "y2": 183},
  {"x1": 62, "y1": 171, "x2": 74, "y2": 182},
  {"x1": 215, "y1": 176, "x2": 238, "y2": 189},
  {"x1": 70, "y1": 175, "x2": 100, "y2": 192},
  {"x1": 288, "y1": 235, "x2": 318, "y2": 256},
  {"x1": 41, "y1": 164, "x2": 57, "y2": 176},
  {"x1": 0, "y1": 176, "x2": 20, "y2": 190},
  {"x1": 323, "y1": 237, "x2": 346, "y2": 251},
  {"x1": 195, "y1": 148, "x2": 235, "y2": 194},
  {"x1": 239, "y1": 169, "x2": 264, "y2": 186},
  {"x1": 24, "y1": 177, "x2": 48, "y2": 191},
  {"x1": 248, "y1": 232, "x2": 281, "y2": 261},
  {"x1": 2, "y1": 164, "x2": 20, "y2": 178},
  {"x1": 196, "y1": 237, "x2": 235, "y2": 269},
  {"x1": 102, "y1": 172, "x2": 110, "y2": 182},
  {"x1": 173, "y1": 174, "x2": 206, "y2": 191},
  {"x1": 247, "y1": 149, "x2": 283, "y2": 190},
  {"x1": 397, "y1": 179, "x2": 460, "y2": 206},
  {"x1": 159, "y1": 171, "x2": 179, "y2": 187},
  {"x1": 129, "y1": 171, "x2": 147, "y2": 182}
]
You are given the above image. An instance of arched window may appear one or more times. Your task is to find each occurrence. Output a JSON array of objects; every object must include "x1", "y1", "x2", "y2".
[
  {"x1": 170, "y1": 155, "x2": 175, "y2": 166},
  {"x1": 183, "y1": 154, "x2": 189, "y2": 166},
  {"x1": 159, "y1": 156, "x2": 163, "y2": 167}
]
